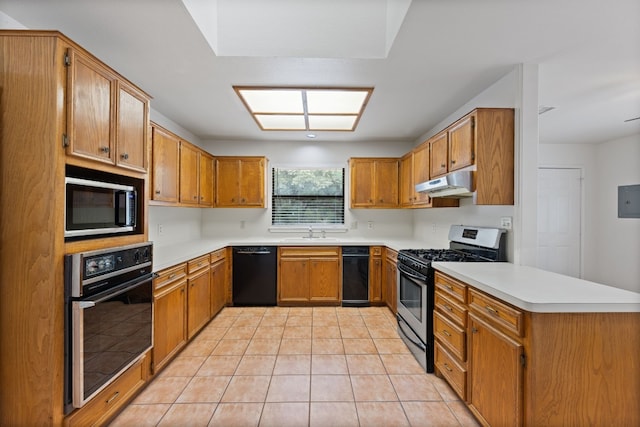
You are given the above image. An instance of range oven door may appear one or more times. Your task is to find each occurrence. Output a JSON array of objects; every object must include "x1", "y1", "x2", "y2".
[
  {"x1": 396, "y1": 263, "x2": 428, "y2": 343},
  {"x1": 70, "y1": 274, "x2": 153, "y2": 408}
]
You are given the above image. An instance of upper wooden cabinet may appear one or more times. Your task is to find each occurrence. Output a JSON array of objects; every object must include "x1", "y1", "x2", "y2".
[
  {"x1": 448, "y1": 114, "x2": 475, "y2": 172},
  {"x1": 350, "y1": 158, "x2": 399, "y2": 208},
  {"x1": 179, "y1": 141, "x2": 200, "y2": 205},
  {"x1": 429, "y1": 131, "x2": 448, "y2": 178},
  {"x1": 66, "y1": 47, "x2": 149, "y2": 173},
  {"x1": 151, "y1": 124, "x2": 180, "y2": 203},
  {"x1": 199, "y1": 152, "x2": 215, "y2": 207},
  {"x1": 399, "y1": 148, "x2": 459, "y2": 209},
  {"x1": 215, "y1": 156, "x2": 266, "y2": 207}
]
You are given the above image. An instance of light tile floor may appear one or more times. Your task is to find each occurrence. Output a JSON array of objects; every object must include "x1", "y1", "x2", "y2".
[{"x1": 110, "y1": 306, "x2": 479, "y2": 427}]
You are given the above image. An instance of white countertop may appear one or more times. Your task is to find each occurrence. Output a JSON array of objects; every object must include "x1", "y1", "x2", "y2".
[
  {"x1": 152, "y1": 237, "x2": 423, "y2": 272},
  {"x1": 432, "y1": 262, "x2": 640, "y2": 313}
]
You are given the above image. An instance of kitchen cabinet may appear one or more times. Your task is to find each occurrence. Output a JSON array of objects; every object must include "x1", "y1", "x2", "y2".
[
  {"x1": 425, "y1": 108, "x2": 514, "y2": 205},
  {"x1": 434, "y1": 271, "x2": 640, "y2": 427},
  {"x1": 153, "y1": 264, "x2": 188, "y2": 372},
  {"x1": 199, "y1": 151, "x2": 215, "y2": 207},
  {"x1": 151, "y1": 123, "x2": 180, "y2": 203},
  {"x1": 369, "y1": 246, "x2": 383, "y2": 304},
  {"x1": 399, "y1": 149, "x2": 459, "y2": 209},
  {"x1": 215, "y1": 156, "x2": 266, "y2": 207},
  {"x1": 187, "y1": 255, "x2": 211, "y2": 339},
  {"x1": 350, "y1": 158, "x2": 399, "y2": 208},
  {"x1": 278, "y1": 247, "x2": 341, "y2": 305},
  {"x1": 383, "y1": 248, "x2": 397, "y2": 313},
  {"x1": 209, "y1": 248, "x2": 228, "y2": 317},
  {"x1": 66, "y1": 47, "x2": 149, "y2": 173},
  {"x1": 179, "y1": 141, "x2": 215, "y2": 207},
  {"x1": 0, "y1": 31, "x2": 151, "y2": 426}
]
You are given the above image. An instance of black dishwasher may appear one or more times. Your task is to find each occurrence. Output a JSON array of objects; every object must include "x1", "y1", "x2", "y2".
[
  {"x1": 232, "y1": 246, "x2": 277, "y2": 306},
  {"x1": 342, "y1": 246, "x2": 370, "y2": 307}
]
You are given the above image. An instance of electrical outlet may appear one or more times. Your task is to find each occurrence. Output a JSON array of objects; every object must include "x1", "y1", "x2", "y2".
[
  {"x1": 157, "y1": 223, "x2": 164, "y2": 236},
  {"x1": 240, "y1": 220, "x2": 245, "y2": 229},
  {"x1": 351, "y1": 221, "x2": 358, "y2": 230},
  {"x1": 500, "y1": 216, "x2": 512, "y2": 230},
  {"x1": 432, "y1": 224, "x2": 437, "y2": 233},
  {"x1": 367, "y1": 221, "x2": 374, "y2": 230}
]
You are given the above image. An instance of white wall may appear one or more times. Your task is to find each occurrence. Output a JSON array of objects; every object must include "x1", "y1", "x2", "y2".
[
  {"x1": 199, "y1": 139, "x2": 415, "y2": 240},
  {"x1": 539, "y1": 133, "x2": 640, "y2": 292}
]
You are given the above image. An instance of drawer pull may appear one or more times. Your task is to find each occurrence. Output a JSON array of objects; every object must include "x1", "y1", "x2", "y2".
[
  {"x1": 445, "y1": 284, "x2": 453, "y2": 291},
  {"x1": 443, "y1": 304, "x2": 453, "y2": 312},
  {"x1": 168, "y1": 273, "x2": 176, "y2": 280},
  {"x1": 106, "y1": 391, "x2": 119, "y2": 404},
  {"x1": 485, "y1": 305, "x2": 499, "y2": 315},
  {"x1": 443, "y1": 363, "x2": 453, "y2": 372},
  {"x1": 442, "y1": 329, "x2": 451, "y2": 337}
]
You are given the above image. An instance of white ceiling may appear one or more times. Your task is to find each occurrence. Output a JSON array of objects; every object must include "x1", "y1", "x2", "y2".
[{"x1": 1, "y1": 0, "x2": 639, "y2": 145}]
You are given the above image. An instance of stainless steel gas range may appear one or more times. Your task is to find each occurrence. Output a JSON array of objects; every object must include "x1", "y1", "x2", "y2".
[{"x1": 396, "y1": 225, "x2": 507, "y2": 372}]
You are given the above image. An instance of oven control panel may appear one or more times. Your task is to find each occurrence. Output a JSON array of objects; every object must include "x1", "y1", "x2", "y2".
[{"x1": 78, "y1": 243, "x2": 153, "y2": 280}]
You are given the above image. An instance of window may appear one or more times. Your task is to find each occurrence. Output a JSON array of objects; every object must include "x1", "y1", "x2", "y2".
[{"x1": 272, "y1": 167, "x2": 345, "y2": 225}]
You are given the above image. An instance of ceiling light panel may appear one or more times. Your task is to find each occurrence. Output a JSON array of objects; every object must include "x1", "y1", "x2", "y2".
[
  {"x1": 306, "y1": 90, "x2": 370, "y2": 114},
  {"x1": 234, "y1": 86, "x2": 373, "y2": 132}
]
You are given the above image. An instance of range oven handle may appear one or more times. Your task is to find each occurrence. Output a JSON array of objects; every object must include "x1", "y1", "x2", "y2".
[
  {"x1": 397, "y1": 262, "x2": 427, "y2": 282},
  {"x1": 398, "y1": 316, "x2": 427, "y2": 351},
  {"x1": 76, "y1": 272, "x2": 156, "y2": 305}
]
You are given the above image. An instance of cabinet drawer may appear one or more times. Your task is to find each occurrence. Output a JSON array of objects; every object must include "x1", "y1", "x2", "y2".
[
  {"x1": 279, "y1": 246, "x2": 340, "y2": 257},
  {"x1": 435, "y1": 342, "x2": 466, "y2": 401},
  {"x1": 188, "y1": 254, "x2": 210, "y2": 274},
  {"x1": 435, "y1": 272, "x2": 467, "y2": 303},
  {"x1": 468, "y1": 289, "x2": 524, "y2": 337},
  {"x1": 435, "y1": 291, "x2": 467, "y2": 327},
  {"x1": 434, "y1": 310, "x2": 466, "y2": 361},
  {"x1": 154, "y1": 264, "x2": 187, "y2": 292},
  {"x1": 65, "y1": 354, "x2": 146, "y2": 427},
  {"x1": 210, "y1": 248, "x2": 226, "y2": 263}
]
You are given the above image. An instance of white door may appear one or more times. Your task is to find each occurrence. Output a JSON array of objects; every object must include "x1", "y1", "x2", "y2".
[{"x1": 537, "y1": 168, "x2": 582, "y2": 277}]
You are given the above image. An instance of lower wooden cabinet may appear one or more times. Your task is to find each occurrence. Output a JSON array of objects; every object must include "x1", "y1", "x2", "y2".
[
  {"x1": 278, "y1": 247, "x2": 341, "y2": 304},
  {"x1": 187, "y1": 255, "x2": 211, "y2": 339},
  {"x1": 153, "y1": 264, "x2": 188, "y2": 372},
  {"x1": 369, "y1": 246, "x2": 383, "y2": 303},
  {"x1": 210, "y1": 249, "x2": 228, "y2": 317},
  {"x1": 383, "y1": 249, "x2": 397, "y2": 313},
  {"x1": 64, "y1": 353, "x2": 149, "y2": 427}
]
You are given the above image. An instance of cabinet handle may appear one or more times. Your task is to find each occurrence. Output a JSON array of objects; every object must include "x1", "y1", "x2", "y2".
[
  {"x1": 442, "y1": 329, "x2": 451, "y2": 337},
  {"x1": 471, "y1": 327, "x2": 478, "y2": 334},
  {"x1": 231, "y1": 198, "x2": 235, "y2": 202},
  {"x1": 485, "y1": 305, "x2": 499, "y2": 316},
  {"x1": 443, "y1": 363, "x2": 453, "y2": 372},
  {"x1": 440, "y1": 163, "x2": 445, "y2": 168},
  {"x1": 451, "y1": 159, "x2": 456, "y2": 165},
  {"x1": 443, "y1": 304, "x2": 453, "y2": 312},
  {"x1": 241, "y1": 198, "x2": 246, "y2": 203},
  {"x1": 168, "y1": 273, "x2": 176, "y2": 279},
  {"x1": 106, "y1": 391, "x2": 120, "y2": 404},
  {"x1": 120, "y1": 153, "x2": 129, "y2": 160},
  {"x1": 100, "y1": 146, "x2": 110, "y2": 154},
  {"x1": 445, "y1": 284, "x2": 453, "y2": 291},
  {"x1": 193, "y1": 196, "x2": 198, "y2": 200},
  {"x1": 155, "y1": 190, "x2": 161, "y2": 194}
]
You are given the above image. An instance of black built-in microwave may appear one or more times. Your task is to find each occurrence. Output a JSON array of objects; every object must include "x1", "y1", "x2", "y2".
[{"x1": 65, "y1": 176, "x2": 138, "y2": 239}]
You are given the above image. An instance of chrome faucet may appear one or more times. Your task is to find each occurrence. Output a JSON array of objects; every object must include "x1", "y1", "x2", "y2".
[
  {"x1": 307, "y1": 225, "x2": 314, "y2": 238},
  {"x1": 321, "y1": 230, "x2": 326, "y2": 239}
]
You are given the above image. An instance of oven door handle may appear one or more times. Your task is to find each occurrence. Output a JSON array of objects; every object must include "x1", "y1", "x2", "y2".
[
  {"x1": 398, "y1": 263, "x2": 427, "y2": 282},
  {"x1": 398, "y1": 316, "x2": 427, "y2": 351},
  {"x1": 78, "y1": 272, "x2": 156, "y2": 305},
  {"x1": 77, "y1": 301, "x2": 95, "y2": 309}
]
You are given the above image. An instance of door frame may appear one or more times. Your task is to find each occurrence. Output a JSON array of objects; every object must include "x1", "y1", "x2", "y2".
[{"x1": 537, "y1": 166, "x2": 584, "y2": 278}]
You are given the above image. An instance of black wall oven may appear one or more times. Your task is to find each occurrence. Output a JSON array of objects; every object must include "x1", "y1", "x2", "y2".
[{"x1": 64, "y1": 242, "x2": 154, "y2": 413}]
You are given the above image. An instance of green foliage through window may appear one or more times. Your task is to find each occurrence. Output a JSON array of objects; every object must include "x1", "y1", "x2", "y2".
[{"x1": 272, "y1": 168, "x2": 345, "y2": 225}]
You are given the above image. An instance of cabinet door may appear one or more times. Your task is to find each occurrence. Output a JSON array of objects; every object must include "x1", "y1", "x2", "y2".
[
  {"x1": 374, "y1": 159, "x2": 399, "y2": 207},
  {"x1": 239, "y1": 158, "x2": 265, "y2": 207},
  {"x1": 399, "y1": 153, "x2": 414, "y2": 207},
  {"x1": 384, "y1": 258, "x2": 397, "y2": 313},
  {"x1": 154, "y1": 281, "x2": 187, "y2": 370},
  {"x1": 369, "y1": 255, "x2": 383, "y2": 303},
  {"x1": 448, "y1": 114, "x2": 475, "y2": 171},
  {"x1": 309, "y1": 258, "x2": 340, "y2": 302},
  {"x1": 67, "y1": 48, "x2": 115, "y2": 164},
  {"x1": 350, "y1": 159, "x2": 375, "y2": 207},
  {"x1": 151, "y1": 126, "x2": 180, "y2": 203},
  {"x1": 199, "y1": 152, "x2": 214, "y2": 207},
  {"x1": 429, "y1": 131, "x2": 448, "y2": 178},
  {"x1": 116, "y1": 82, "x2": 148, "y2": 172},
  {"x1": 179, "y1": 142, "x2": 200, "y2": 205},
  {"x1": 279, "y1": 258, "x2": 309, "y2": 302},
  {"x1": 187, "y1": 269, "x2": 211, "y2": 339},
  {"x1": 412, "y1": 143, "x2": 431, "y2": 205},
  {"x1": 210, "y1": 259, "x2": 226, "y2": 317},
  {"x1": 215, "y1": 158, "x2": 240, "y2": 206},
  {"x1": 468, "y1": 313, "x2": 523, "y2": 427}
]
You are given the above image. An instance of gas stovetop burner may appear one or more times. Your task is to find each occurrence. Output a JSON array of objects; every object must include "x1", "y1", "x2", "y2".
[{"x1": 403, "y1": 249, "x2": 473, "y2": 263}]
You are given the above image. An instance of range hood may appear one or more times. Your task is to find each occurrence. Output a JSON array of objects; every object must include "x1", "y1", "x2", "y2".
[{"x1": 415, "y1": 170, "x2": 474, "y2": 198}]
